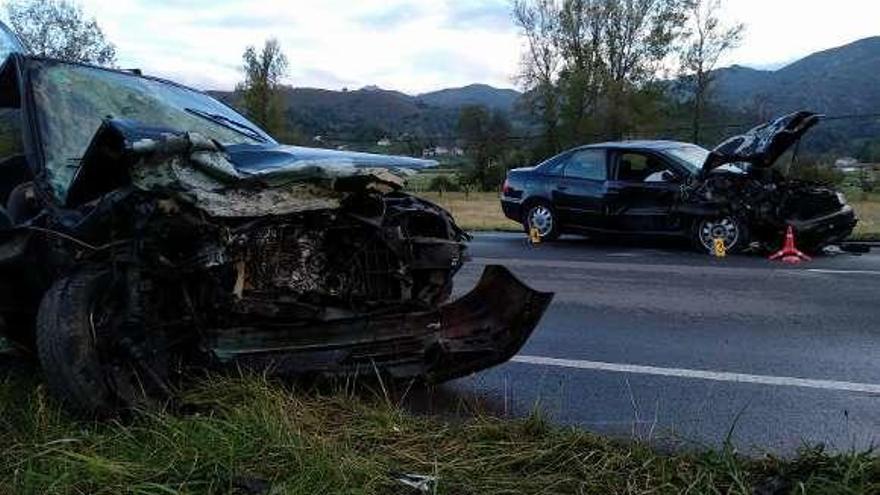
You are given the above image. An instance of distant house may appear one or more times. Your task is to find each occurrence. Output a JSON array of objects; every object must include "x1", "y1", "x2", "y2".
[
  {"x1": 421, "y1": 146, "x2": 464, "y2": 158},
  {"x1": 834, "y1": 157, "x2": 873, "y2": 174},
  {"x1": 377, "y1": 137, "x2": 392, "y2": 147}
]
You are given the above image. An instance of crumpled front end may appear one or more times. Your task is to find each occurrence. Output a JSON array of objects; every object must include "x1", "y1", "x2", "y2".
[
  {"x1": 58, "y1": 119, "x2": 552, "y2": 383},
  {"x1": 208, "y1": 265, "x2": 553, "y2": 383}
]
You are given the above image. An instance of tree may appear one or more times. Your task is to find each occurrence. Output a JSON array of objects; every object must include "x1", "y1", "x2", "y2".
[
  {"x1": 595, "y1": 0, "x2": 687, "y2": 139},
  {"x1": 4, "y1": 0, "x2": 116, "y2": 65},
  {"x1": 237, "y1": 39, "x2": 288, "y2": 136},
  {"x1": 513, "y1": 0, "x2": 687, "y2": 145},
  {"x1": 679, "y1": 0, "x2": 743, "y2": 143},
  {"x1": 457, "y1": 105, "x2": 512, "y2": 190},
  {"x1": 513, "y1": 0, "x2": 562, "y2": 155}
]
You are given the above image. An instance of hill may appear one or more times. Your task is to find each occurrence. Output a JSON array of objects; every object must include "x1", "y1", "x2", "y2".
[
  {"x1": 417, "y1": 84, "x2": 521, "y2": 112},
  {"x1": 211, "y1": 83, "x2": 521, "y2": 145}
]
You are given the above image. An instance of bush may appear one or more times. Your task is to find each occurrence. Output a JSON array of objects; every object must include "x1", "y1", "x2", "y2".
[{"x1": 428, "y1": 175, "x2": 460, "y2": 193}]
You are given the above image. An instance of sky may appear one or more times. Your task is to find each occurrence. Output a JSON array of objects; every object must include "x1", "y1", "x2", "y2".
[{"x1": 66, "y1": 0, "x2": 880, "y2": 94}]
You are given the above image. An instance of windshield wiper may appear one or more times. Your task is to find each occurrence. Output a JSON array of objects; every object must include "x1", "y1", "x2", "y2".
[{"x1": 184, "y1": 107, "x2": 268, "y2": 143}]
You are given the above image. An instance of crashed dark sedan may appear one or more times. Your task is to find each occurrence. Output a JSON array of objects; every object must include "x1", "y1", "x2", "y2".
[
  {"x1": 0, "y1": 37, "x2": 551, "y2": 414},
  {"x1": 501, "y1": 111, "x2": 857, "y2": 252}
]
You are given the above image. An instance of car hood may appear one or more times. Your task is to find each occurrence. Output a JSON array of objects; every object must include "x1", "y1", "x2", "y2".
[
  {"x1": 68, "y1": 119, "x2": 438, "y2": 217},
  {"x1": 701, "y1": 111, "x2": 821, "y2": 176}
]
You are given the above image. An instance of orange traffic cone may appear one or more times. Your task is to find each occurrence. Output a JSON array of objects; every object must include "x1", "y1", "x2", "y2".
[{"x1": 769, "y1": 226, "x2": 811, "y2": 264}]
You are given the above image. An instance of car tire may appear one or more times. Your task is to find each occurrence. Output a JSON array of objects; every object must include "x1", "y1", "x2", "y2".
[
  {"x1": 692, "y1": 216, "x2": 749, "y2": 254},
  {"x1": 36, "y1": 267, "x2": 168, "y2": 416},
  {"x1": 523, "y1": 201, "x2": 560, "y2": 241}
]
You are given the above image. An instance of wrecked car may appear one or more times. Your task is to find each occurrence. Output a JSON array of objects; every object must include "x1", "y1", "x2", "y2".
[
  {"x1": 0, "y1": 31, "x2": 552, "y2": 415},
  {"x1": 501, "y1": 111, "x2": 857, "y2": 252}
]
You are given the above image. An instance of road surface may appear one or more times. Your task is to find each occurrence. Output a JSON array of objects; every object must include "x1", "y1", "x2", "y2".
[{"x1": 436, "y1": 232, "x2": 880, "y2": 455}]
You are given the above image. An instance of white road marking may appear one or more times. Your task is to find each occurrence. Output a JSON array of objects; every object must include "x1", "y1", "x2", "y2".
[
  {"x1": 511, "y1": 355, "x2": 880, "y2": 394},
  {"x1": 807, "y1": 269, "x2": 880, "y2": 276}
]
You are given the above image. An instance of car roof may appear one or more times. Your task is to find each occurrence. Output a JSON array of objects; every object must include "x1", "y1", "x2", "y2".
[{"x1": 577, "y1": 140, "x2": 698, "y2": 151}]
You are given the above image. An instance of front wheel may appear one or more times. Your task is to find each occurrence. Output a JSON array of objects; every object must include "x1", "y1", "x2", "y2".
[
  {"x1": 692, "y1": 216, "x2": 749, "y2": 254},
  {"x1": 523, "y1": 202, "x2": 560, "y2": 241},
  {"x1": 36, "y1": 267, "x2": 172, "y2": 416}
]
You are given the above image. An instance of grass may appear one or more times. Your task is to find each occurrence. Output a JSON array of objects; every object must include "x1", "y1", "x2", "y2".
[
  {"x1": 417, "y1": 191, "x2": 880, "y2": 240},
  {"x1": 851, "y1": 194, "x2": 880, "y2": 240},
  {"x1": 418, "y1": 191, "x2": 521, "y2": 232},
  {"x1": 1, "y1": 364, "x2": 880, "y2": 494}
]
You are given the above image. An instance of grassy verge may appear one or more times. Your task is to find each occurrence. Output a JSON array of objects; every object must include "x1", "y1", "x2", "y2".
[
  {"x1": 418, "y1": 191, "x2": 880, "y2": 239},
  {"x1": 851, "y1": 199, "x2": 880, "y2": 240},
  {"x1": 1, "y1": 367, "x2": 878, "y2": 494},
  {"x1": 418, "y1": 192, "x2": 521, "y2": 232}
]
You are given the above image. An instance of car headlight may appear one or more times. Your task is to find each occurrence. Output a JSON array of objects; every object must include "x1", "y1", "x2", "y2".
[{"x1": 836, "y1": 192, "x2": 847, "y2": 205}]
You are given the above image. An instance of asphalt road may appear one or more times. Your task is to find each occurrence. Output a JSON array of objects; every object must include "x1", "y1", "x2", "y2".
[{"x1": 438, "y1": 232, "x2": 880, "y2": 455}]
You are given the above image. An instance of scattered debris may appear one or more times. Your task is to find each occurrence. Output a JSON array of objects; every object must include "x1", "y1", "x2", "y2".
[{"x1": 393, "y1": 473, "x2": 438, "y2": 494}]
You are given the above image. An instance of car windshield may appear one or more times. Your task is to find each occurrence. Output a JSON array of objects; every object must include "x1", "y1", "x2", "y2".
[
  {"x1": 664, "y1": 144, "x2": 710, "y2": 174},
  {"x1": 29, "y1": 59, "x2": 276, "y2": 200}
]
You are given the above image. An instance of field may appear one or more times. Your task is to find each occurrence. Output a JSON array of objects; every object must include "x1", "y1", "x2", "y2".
[
  {"x1": 418, "y1": 191, "x2": 521, "y2": 232},
  {"x1": 1, "y1": 365, "x2": 878, "y2": 494},
  {"x1": 418, "y1": 191, "x2": 880, "y2": 240}
]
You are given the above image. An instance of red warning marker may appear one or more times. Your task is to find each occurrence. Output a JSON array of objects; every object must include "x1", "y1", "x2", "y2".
[{"x1": 769, "y1": 226, "x2": 811, "y2": 264}]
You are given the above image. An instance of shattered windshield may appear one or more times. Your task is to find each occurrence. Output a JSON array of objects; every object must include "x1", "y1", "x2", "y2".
[
  {"x1": 665, "y1": 144, "x2": 748, "y2": 175},
  {"x1": 664, "y1": 144, "x2": 710, "y2": 174},
  {"x1": 29, "y1": 59, "x2": 276, "y2": 200}
]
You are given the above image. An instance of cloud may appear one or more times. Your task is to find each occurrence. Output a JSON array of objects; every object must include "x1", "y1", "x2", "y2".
[
  {"x1": 444, "y1": 0, "x2": 513, "y2": 31},
  {"x1": 359, "y1": 3, "x2": 427, "y2": 30}
]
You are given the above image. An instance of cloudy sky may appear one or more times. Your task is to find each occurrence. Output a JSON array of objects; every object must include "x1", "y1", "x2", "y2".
[{"x1": 69, "y1": 0, "x2": 880, "y2": 94}]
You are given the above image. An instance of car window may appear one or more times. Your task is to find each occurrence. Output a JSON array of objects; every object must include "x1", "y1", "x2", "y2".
[
  {"x1": 541, "y1": 153, "x2": 569, "y2": 176},
  {"x1": 563, "y1": 149, "x2": 606, "y2": 181},
  {"x1": 617, "y1": 152, "x2": 677, "y2": 183}
]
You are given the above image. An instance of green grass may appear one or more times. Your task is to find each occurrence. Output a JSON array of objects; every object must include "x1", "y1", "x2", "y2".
[{"x1": 1, "y1": 364, "x2": 879, "y2": 494}]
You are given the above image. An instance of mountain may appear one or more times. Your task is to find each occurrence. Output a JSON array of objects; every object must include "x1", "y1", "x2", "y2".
[
  {"x1": 714, "y1": 37, "x2": 880, "y2": 117},
  {"x1": 417, "y1": 84, "x2": 521, "y2": 112},
  {"x1": 710, "y1": 37, "x2": 880, "y2": 154},
  {"x1": 211, "y1": 83, "x2": 522, "y2": 144}
]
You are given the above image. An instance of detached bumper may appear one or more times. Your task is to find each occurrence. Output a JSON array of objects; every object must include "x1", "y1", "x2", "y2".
[{"x1": 208, "y1": 265, "x2": 553, "y2": 383}]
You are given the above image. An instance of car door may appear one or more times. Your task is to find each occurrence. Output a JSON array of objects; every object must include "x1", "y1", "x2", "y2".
[
  {"x1": 605, "y1": 150, "x2": 683, "y2": 233},
  {"x1": 550, "y1": 148, "x2": 608, "y2": 230}
]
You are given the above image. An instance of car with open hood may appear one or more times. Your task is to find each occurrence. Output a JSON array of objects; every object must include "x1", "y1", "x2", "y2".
[
  {"x1": 501, "y1": 111, "x2": 857, "y2": 253},
  {"x1": 0, "y1": 26, "x2": 552, "y2": 415}
]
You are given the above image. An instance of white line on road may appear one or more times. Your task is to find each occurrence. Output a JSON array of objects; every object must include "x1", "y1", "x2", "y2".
[
  {"x1": 511, "y1": 355, "x2": 880, "y2": 394},
  {"x1": 807, "y1": 269, "x2": 880, "y2": 276}
]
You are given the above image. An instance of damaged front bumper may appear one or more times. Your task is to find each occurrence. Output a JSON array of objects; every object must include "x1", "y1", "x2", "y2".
[
  {"x1": 207, "y1": 265, "x2": 553, "y2": 383},
  {"x1": 790, "y1": 205, "x2": 858, "y2": 247}
]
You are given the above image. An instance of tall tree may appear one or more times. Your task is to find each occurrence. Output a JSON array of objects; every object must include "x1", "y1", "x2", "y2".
[
  {"x1": 678, "y1": 0, "x2": 743, "y2": 143},
  {"x1": 595, "y1": 0, "x2": 687, "y2": 138},
  {"x1": 4, "y1": 0, "x2": 116, "y2": 65},
  {"x1": 457, "y1": 105, "x2": 512, "y2": 190},
  {"x1": 237, "y1": 38, "x2": 288, "y2": 136},
  {"x1": 513, "y1": 0, "x2": 562, "y2": 155},
  {"x1": 513, "y1": 0, "x2": 687, "y2": 146}
]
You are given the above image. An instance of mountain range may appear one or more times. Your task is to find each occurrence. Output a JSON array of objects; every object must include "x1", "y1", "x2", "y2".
[{"x1": 214, "y1": 36, "x2": 880, "y2": 152}]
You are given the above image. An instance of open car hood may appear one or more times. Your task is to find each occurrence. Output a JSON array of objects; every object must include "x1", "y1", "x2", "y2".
[{"x1": 701, "y1": 111, "x2": 821, "y2": 176}]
